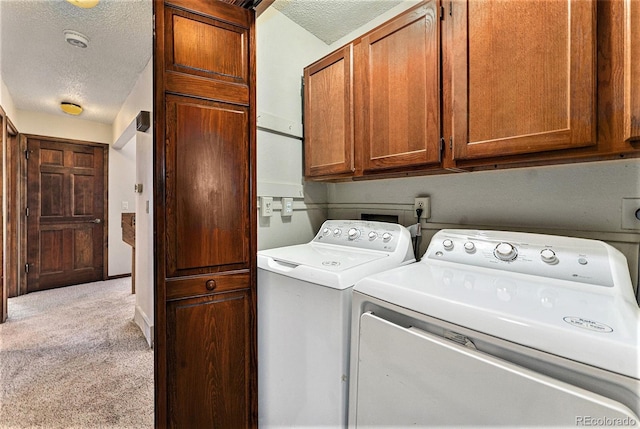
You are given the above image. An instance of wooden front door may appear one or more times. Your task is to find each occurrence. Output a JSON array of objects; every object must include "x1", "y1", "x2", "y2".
[{"x1": 26, "y1": 137, "x2": 106, "y2": 293}]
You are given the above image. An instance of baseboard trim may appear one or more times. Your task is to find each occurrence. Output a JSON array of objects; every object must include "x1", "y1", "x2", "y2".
[
  {"x1": 107, "y1": 273, "x2": 132, "y2": 280},
  {"x1": 134, "y1": 305, "x2": 154, "y2": 348}
]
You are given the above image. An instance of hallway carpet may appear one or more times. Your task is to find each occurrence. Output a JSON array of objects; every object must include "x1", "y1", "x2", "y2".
[{"x1": 0, "y1": 278, "x2": 153, "y2": 428}]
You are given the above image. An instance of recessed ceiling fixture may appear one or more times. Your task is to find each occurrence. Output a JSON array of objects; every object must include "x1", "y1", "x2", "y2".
[
  {"x1": 63, "y1": 30, "x2": 89, "y2": 49},
  {"x1": 65, "y1": 0, "x2": 100, "y2": 9},
  {"x1": 60, "y1": 102, "x2": 83, "y2": 116}
]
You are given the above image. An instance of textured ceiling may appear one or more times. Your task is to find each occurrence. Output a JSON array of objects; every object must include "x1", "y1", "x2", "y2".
[
  {"x1": 0, "y1": 0, "x2": 398, "y2": 125},
  {"x1": 0, "y1": 0, "x2": 152, "y2": 124},
  {"x1": 272, "y1": 0, "x2": 403, "y2": 44}
]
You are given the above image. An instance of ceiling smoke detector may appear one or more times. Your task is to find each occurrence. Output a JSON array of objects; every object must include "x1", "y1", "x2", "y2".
[{"x1": 64, "y1": 30, "x2": 89, "y2": 49}]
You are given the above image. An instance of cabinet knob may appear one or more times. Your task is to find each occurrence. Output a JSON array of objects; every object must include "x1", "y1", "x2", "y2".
[{"x1": 205, "y1": 279, "x2": 216, "y2": 291}]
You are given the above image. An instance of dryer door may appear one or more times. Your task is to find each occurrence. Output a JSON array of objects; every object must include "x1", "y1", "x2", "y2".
[{"x1": 352, "y1": 312, "x2": 639, "y2": 427}]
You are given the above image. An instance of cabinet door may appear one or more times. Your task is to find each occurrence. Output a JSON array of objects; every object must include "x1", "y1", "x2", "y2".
[
  {"x1": 625, "y1": 0, "x2": 640, "y2": 141},
  {"x1": 154, "y1": 1, "x2": 257, "y2": 428},
  {"x1": 167, "y1": 290, "x2": 252, "y2": 428},
  {"x1": 360, "y1": 2, "x2": 440, "y2": 171},
  {"x1": 450, "y1": 0, "x2": 596, "y2": 160},
  {"x1": 303, "y1": 45, "x2": 354, "y2": 177}
]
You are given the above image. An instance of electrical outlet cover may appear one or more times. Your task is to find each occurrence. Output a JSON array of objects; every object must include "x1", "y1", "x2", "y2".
[
  {"x1": 414, "y1": 197, "x2": 431, "y2": 220},
  {"x1": 621, "y1": 198, "x2": 640, "y2": 230},
  {"x1": 261, "y1": 196, "x2": 273, "y2": 217}
]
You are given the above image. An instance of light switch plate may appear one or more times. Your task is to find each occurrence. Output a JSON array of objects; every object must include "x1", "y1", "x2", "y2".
[{"x1": 281, "y1": 198, "x2": 293, "y2": 217}]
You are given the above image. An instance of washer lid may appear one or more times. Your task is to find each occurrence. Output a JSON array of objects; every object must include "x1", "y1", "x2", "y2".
[
  {"x1": 355, "y1": 262, "x2": 640, "y2": 379},
  {"x1": 258, "y1": 243, "x2": 392, "y2": 290},
  {"x1": 261, "y1": 242, "x2": 387, "y2": 271}
]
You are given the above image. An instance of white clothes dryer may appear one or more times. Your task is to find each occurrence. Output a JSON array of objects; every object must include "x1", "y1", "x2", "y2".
[
  {"x1": 258, "y1": 220, "x2": 415, "y2": 428},
  {"x1": 349, "y1": 229, "x2": 640, "y2": 427}
]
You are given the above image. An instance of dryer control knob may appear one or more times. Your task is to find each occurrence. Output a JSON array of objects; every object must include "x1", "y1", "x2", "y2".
[
  {"x1": 540, "y1": 249, "x2": 558, "y2": 264},
  {"x1": 464, "y1": 242, "x2": 476, "y2": 253},
  {"x1": 348, "y1": 228, "x2": 361, "y2": 240},
  {"x1": 382, "y1": 232, "x2": 393, "y2": 242},
  {"x1": 333, "y1": 228, "x2": 342, "y2": 237},
  {"x1": 494, "y1": 242, "x2": 517, "y2": 261},
  {"x1": 368, "y1": 231, "x2": 378, "y2": 240},
  {"x1": 443, "y1": 239, "x2": 454, "y2": 251}
]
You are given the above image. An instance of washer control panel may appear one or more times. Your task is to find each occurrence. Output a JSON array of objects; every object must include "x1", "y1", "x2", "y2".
[
  {"x1": 314, "y1": 220, "x2": 406, "y2": 252},
  {"x1": 425, "y1": 229, "x2": 617, "y2": 287}
]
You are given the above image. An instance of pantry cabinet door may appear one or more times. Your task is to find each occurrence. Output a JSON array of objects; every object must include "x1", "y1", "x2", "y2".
[
  {"x1": 625, "y1": 0, "x2": 640, "y2": 142},
  {"x1": 154, "y1": 1, "x2": 257, "y2": 428},
  {"x1": 360, "y1": 1, "x2": 440, "y2": 171},
  {"x1": 303, "y1": 45, "x2": 354, "y2": 178},
  {"x1": 451, "y1": 0, "x2": 596, "y2": 160}
]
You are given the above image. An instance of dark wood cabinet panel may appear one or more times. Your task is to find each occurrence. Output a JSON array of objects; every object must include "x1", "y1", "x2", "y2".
[
  {"x1": 167, "y1": 289, "x2": 253, "y2": 428},
  {"x1": 360, "y1": 1, "x2": 440, "y2": 171},
  {"x1": 625, "y1": 0, "x2": 640, "y2": 142},
  {"x1": 303, "y1": 45, "x2": 354, "y2": 177},
  {"x1": 164, "y1": 1, "x2": 251, "y2": 105},
  {"x1": 165, "y1": 96, "x2": 250, "y2": 277},
  {"x1": 450, "y1": 0, "x2": 596, "y2": 160},
  {"x1": 154, "y1": 0, "x2": 257, "y2": 427}
]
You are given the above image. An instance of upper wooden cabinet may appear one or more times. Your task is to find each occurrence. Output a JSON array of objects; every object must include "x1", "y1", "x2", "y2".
[
  {"x1": 625, "y1": 0, "x2": 640, "y2": 142},
  {"x1": 359, "y1": 2, "x2": 440, "y2": 172},
  {"x1": 303, "y1": 0, "x2": 638, "y2": 181},
  {"x1": 450, "y1": 0, "x2": 596, "y2": 160},
  {"x1": 304, "y1": 45, "x2": 354, "y2": 178}
]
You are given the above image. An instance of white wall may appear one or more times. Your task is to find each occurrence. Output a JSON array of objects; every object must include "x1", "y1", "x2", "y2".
[
  {"x1": 328, "y1": 160, "x2": 640, "y2": 245},
  {"x1": 111, "y1": 58, "x2": 153, "y2": 346},
  {"x1": 107, "y1": 136, "x2": 135, "y2": 276},
  {"x1": 256, "y1": 7, "x2": 330, "y2": 249},
  {"x1": 13, "y1": 109, "x2": 112, "y2": 143},
  {"x1": 134, "y1": 129, "x2": 153, "y2": 346},
  {"x1": 0, "y1": 79, "x2": 16, "y2": 121}
]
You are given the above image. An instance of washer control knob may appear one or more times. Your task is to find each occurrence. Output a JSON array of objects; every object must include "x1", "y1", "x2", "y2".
[
  {"x1": 333, "y1": 228, "x2": 342, "y2": 237},
  {"x1": 322, "y1": 227, "x2": 331, "y2": 236},
  {"x1": 540, "y1": 249, "x2": 558, "y2": 264},
  {"x1": 464, "y1": 242, "x2": 476, "y2": 253},
  {"x1": 382, "y1": 232, "x2": 393, "y2": 242},
  {"x1": 494, "y1": 242, "x2": 517, "y2": 261},
  {"x1": 348, "y1": 228, "x2": 361, "y2": 240},
  {"x1": 368, "y1": 231, "x2": 378, "y2": 240},
  {"x1": 443, "y1": 239, "x2": 454, "y2": 251}
]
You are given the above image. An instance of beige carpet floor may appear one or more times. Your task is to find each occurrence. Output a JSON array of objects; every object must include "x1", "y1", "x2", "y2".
[{"x1": 0, "y1": 278, "x2": 153, "y2": 428}]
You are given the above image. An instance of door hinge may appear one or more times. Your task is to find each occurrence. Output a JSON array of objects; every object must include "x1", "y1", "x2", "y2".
[
  {"x1": 440, "y1": 5, "x2": 445, "y2": 20},
  {"x1": 449, "y1": 1, "x2": 453, "y2": 16},
  {"x1": 25, "y1": 263, "x2": 30, "y2": 274},
  {"x1": 450, "y1": 136, "x2": 453, "y2": 150},
  {"x1": 439, "y1": 137, "x2": 445, "y2": 162},
  {"x1": 25, "y1": 207, "x2": 29, "y2": 217},
  {"x1": 24, "y1": 149, "x2": 30, "y2": 160}
]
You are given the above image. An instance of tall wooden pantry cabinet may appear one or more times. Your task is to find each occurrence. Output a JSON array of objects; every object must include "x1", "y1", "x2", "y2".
[{"x1": 153, "y1": 0, "x2": 257, "y2": 427}]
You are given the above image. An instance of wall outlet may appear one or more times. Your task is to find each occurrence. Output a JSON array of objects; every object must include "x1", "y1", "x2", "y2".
[
  {"x1": 281, "y1": 197, "x2": 293, "y2": 217},
  {"x1": 621, "y1": 198, "x2": 640, "y2": 230},
  {"x1": 414, "y1": 197, "x2": 431, "y2": 220},
  {"x1": 260, "y1": 196, "x2": 273, "y2": 217}
]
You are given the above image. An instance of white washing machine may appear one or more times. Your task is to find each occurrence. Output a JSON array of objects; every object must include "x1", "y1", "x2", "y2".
[
  {"x1": 258, "y1": 220, "x2": 415, "y2": 428},
  {"x1": 349, "y1": 229, "x2": 640, "y2": 427}
]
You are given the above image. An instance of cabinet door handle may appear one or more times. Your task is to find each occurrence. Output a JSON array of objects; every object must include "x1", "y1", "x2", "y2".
[{"x1": 205, "y1": 279, "x2": 217, "y2": 291}]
